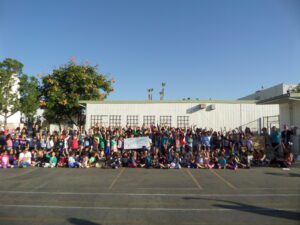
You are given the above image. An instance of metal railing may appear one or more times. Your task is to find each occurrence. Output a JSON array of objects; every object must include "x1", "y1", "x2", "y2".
[{"x1": 239, "y1": 115, "x2": 280, "y2": 134}]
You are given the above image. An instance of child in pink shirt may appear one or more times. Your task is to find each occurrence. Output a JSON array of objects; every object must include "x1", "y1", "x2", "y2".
[
  {"x1": 6, "y1": 134, "x2": 13, "y2": 150},
  {"x1": 1, "y1": 151, "x2": 11, "y2": 168}
]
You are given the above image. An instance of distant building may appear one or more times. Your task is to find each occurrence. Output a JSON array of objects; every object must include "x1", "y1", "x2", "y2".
[{"x1": 239, "y1": 83, "x2": 297, "y2": 101}]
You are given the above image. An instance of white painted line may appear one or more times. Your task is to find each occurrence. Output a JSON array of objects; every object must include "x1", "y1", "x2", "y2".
[
  {"x1": 185, "y1": 169, "x2": 203, "y2": 190},
  {"x1": 0, "y1": 204, "x2": 299, "y2": 212},
  {"x1": 0, "y1": 190, "x2": 299, "y2": 198},
  {"x1": 109, "y1": 167, "x2": 125, "y2": 190},
  {"x1": 210, "y1": 170, "x2": 237, "y2": 190},
  {"x1": 137, "y1": 187, "x2": 199, "y2": 190},
  {"x1": 3, "y1": 168, "x2": 38, "y2": 180}
]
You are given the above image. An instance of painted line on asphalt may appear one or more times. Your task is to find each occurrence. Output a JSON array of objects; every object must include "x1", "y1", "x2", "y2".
[
  {"x1": 3, "y1": 167, "x2": 38, "y2": 180},
  {"x1": 0, "y1": 204, "x2": 299, "y2": 212},
  {"x1": 137, "y1": 187, "x2": 199, "y2": 190},
  {"x1": 109, "y1": 167, "x2": 125, "y2": 190},
  {"x1": 185, "y1": 169, "x2": 203, "y2": 190},
  {"x1": 210, "y1": 170, "x2": 237, "y2": 190},
  {"x1": 0, "y1": 190, "x2": 299, "y2": 198}
]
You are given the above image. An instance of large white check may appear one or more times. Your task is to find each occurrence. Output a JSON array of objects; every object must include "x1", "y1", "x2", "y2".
[{"x1": 124, "y1": 137, "x2": 151, "y2": 150}]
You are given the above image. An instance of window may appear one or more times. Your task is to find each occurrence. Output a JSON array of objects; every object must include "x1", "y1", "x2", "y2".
[
  {"x1": 127, "y1": 115, "x2": 139, "y2": 127},
  {"x1": 90, "y1": 115, "x2": 108, "y2": 127},
  {"x1": 109, "y1": 115, "x2": 121, "y2": 127},
  {"x1": 143, "y1": 115, "x2": 155, "y2": 126},
  {"x1": 160, "y1": 116, "x2": 172, "y2": 127},
  {"x1": 177, "y1": 116, "x2": 189, "y2": 128}
]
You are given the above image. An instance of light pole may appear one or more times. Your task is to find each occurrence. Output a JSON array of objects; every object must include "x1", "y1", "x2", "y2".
[{"x1": 160, "y1": 82, "x2": 166, "y2": 100}]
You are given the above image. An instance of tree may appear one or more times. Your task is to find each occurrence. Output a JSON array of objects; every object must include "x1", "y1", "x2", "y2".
[
  {"x1": 292, "y1": 84, "x2": 300, "y2": 93},
  {"x1": 0, "y1": 58, "x2": 23, "y2": 125},
  {"x1": 41, "y1": 60, "x2": 114, "y2": 126},
  {"x1": 19, "y1": 74, "x2": 40, "y2": 122}
]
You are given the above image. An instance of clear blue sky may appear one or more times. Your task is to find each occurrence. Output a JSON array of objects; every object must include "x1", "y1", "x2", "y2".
[{"x1": 0, "y1": 0, "x2": 299, "y2": 100}]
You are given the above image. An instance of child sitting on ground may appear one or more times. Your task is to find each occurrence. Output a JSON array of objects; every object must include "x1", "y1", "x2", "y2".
[
  {"x1": 170, "y1": 153, "x2": 181, "y2": 169},
  {"x1": 44, "y1": 150, "x2": 57, "y2": 168},
  {"x1": 195, "y1": 151, "x2": 205, "y2": 169},
  {"x1": 80, "y1": 153, "x2": 89, "y2": 168},
  {"x1": 204, "y1": 149, "x2": 214, "y2": 169},
  {"x1": 68, "y1": 152, "x2": 81, "y2": 168},
  {"x1": 218, "y1": 155, "x2": 227, "y2": 169},
  {"x1": 0, "y1": 151, "x2": 11, "y2": 168}
]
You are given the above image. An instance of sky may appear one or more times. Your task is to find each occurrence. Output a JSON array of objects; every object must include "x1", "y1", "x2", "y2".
[{"x1": 0, "y1": 0, "x2": 299, "y2": 100}]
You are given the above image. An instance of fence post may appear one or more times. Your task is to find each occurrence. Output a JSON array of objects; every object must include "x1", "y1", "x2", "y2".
[{"x1": 258, "y1": 118, "x2": 262, "y2": 135}]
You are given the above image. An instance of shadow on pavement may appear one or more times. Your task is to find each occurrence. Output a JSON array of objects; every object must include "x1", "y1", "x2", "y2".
[
  {"x1": 68, "y1": 218, "x2": 101, "y2": 225},
  {"x1": 265, "y1": 172, "x2": 300, "y2": 177},
  {"x1": 182, "y1": 197, "x2": 300, "y2": 221}
]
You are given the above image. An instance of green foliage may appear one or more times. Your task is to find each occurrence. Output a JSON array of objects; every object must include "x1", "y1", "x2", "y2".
[
  {"x1": 42, "y1": 61, "x2": 114, "y2": 125},
  {"x1": 19, "y1": 74, "x2": 40, "y2": 121},
  {"x1": 292, "y1": 84, "x2": 300, "y2": 93},
  {"x1": 0, "y1": 58, "x2": 23, "y2": 124}
]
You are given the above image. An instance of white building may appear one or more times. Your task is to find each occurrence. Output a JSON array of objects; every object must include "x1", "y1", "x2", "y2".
[
  {"x1": 80, "y1": 100, "x2": 279, "y2": 132},
  {"x1": 239, "y1": 83, "x2": 297, "y2": 101}
]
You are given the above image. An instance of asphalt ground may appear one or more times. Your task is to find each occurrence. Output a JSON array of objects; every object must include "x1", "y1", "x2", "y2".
[{"x1": 0, "y1": 166, "x2": 299, "y2": 225}]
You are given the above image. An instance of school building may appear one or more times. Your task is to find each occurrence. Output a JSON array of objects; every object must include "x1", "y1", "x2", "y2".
[{"x1": 80, "y1": 99, "x2": 279, "y2": 131}]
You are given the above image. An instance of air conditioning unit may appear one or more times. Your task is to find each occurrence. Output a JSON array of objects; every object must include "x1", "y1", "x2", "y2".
[{"x1": 199, "y1": 104, "x2": 206, "y2": 109}]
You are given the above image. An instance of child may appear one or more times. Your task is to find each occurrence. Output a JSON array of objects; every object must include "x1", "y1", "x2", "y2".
[
  {"x1": 227, "y1": 154, "x2": 238, "y2": 170},
  {"x1": 145, "y1": 151, "x2": 152, "y2": 168},
  {"x1": 18, "y1": 148, "x2": 32, "y2": 168},
  {"x1": 110, "y1": 152, "x2": 121, "y2": 169},
  {"x1": 218, "y1": 155, "x2": 227, "y2": 169},
  {"x1": 170, "y1": 153, "x2": 181, "y2": 169},
  {"x1": 129, "y1": 151, "x2": 138, "y2": 168},
  {"x1": 1, "y1": 151, "x2": 11, "y2": 168},
  {"x1": 71, "y1": 135, "x2": 79, "y2": 151},
  {"x1": 159, "y1": 154, "x2": 169, "y2": 169},
  {"x1": 111, "y1": 136, "x2": 118, "y2": 153},
  {"x1": 204, "y1": 149, "x2": 214, "y2": 169},
  {"x1": 44, "y1": 151, "x2": 57, "y2": 168},
  {"x1": 6, "y1": 134, "x2": 13, "y2": 151},
  {"x1": 68, "y1": 152, "x2": 81, "y2": 168},
  {"x1": 80, "y1": 154, "x2": 89, "y2": 168},
  {"x1": 105, "y1": 135, "x2": 111, "y2": 155},
  {"x1": 188, "y1": 154, "x2": 197, "y2": 168},
  {"x1": 88, "y1": 152, "x2": 97, "y2": 168},
  {"x1": 195, "y1": 151, "x2": 205, "y2": 169},
  {"x1": 57, "y1": 154, "x2": 67, "y2": 167}
]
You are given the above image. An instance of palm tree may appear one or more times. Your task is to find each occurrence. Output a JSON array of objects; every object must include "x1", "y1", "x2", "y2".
[
  {"x1": 148, "y1": 88, "x2": 154, "y2": 100},
  {"x1": 160, "y1": 82, "x2": 166, "y2": 100}
]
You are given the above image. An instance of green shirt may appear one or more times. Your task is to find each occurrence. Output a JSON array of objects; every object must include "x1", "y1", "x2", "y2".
[{"x1": 46, "y1": 154, "x2": 57, "y2": 164}]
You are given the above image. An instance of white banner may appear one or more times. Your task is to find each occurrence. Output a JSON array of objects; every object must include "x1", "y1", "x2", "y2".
[{"x1": 124, "y1": 137, "x2": 151, "y2": 150}]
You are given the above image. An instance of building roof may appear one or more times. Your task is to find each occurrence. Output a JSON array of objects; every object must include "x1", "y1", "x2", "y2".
[
  {"x1": 257, "y1": 93, "x2": 300, "y2": 105},
  {"x1": 79, "y1": 99, "x2": 258, "y2": 104}
]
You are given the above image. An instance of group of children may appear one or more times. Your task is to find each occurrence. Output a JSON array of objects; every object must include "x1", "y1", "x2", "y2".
[{"x1": 0, "y1": 124, "x2": 295, "y2": 169}]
